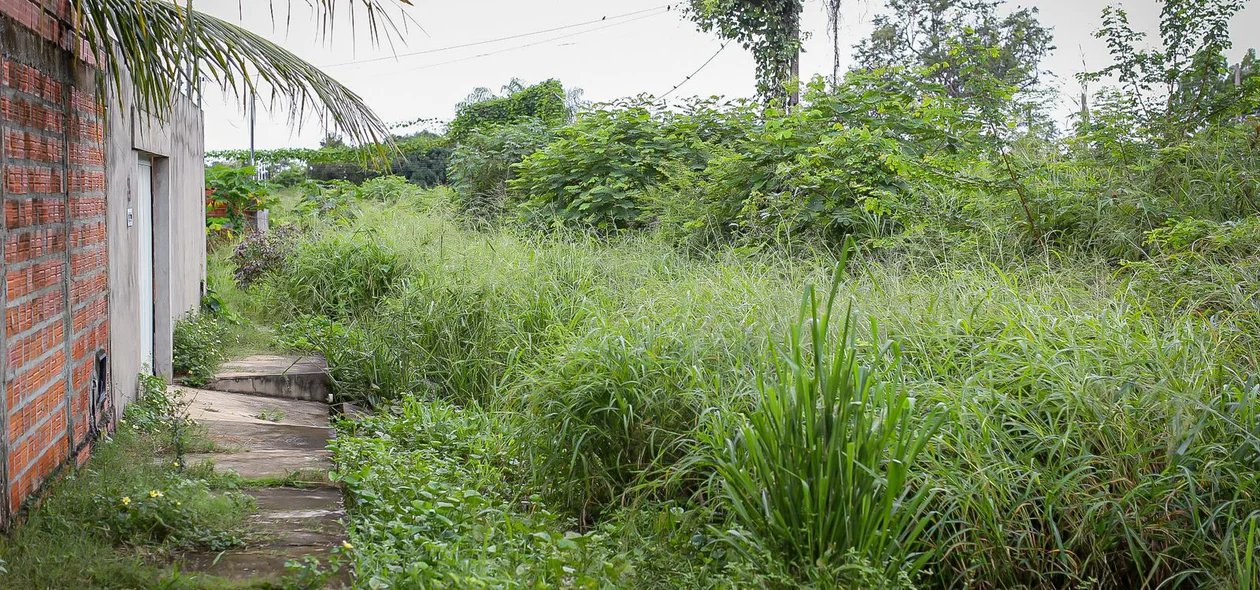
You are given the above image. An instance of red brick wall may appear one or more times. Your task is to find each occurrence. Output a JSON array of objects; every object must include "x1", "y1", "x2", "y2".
[{"x1": 1, "y1": 1, "x2": 110, "y2": 524}]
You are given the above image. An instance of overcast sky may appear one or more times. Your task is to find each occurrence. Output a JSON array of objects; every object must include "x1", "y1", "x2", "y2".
[{"x1": 194, "y1": 0, "x2": 1260, "y2": 152}]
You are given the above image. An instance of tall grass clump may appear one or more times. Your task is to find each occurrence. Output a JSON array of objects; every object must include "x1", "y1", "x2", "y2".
[
  {"x1": 713, "y1": 244, "x2": 939, "y2": 581},
  {"x1": 274, "y1": 230, "x2": 407, "y2": 318},
  {"x1": 282, "y1": 275, "x2": 502, "y2": 407},
  {"x1": 850, "y1": 258, "x2": 1260, "y2": 589},
  {"x1": 519, "y1": 316, "x2": 734, "y2": 519}
]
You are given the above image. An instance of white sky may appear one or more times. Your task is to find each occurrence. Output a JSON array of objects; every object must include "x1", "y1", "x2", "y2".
[{"x1": 193, "y1": 0, "x2": 1260, "y2": 151}]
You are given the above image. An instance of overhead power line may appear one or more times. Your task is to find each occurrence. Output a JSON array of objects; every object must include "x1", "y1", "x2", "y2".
[
  {"x1": 660, "y1": 42, "x2": 728, "y2": 99},
  {"x1": 395, "y1": 11, "x2": 670, "y2": 73},
  {"x1": 322, "y1": 5, "x2": 672, "y2": 68}
]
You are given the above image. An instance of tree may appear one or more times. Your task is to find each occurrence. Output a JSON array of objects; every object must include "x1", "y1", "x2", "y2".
[
  {"x1": 73, "y1": 0, "x2": 412, "y2": 147},
  {"x1": 1081, "y1": 0, "x2": 1257, "y2": 143},
  {"x1": 854, "y1": 0, "x2": 1053, "y2": 103},
  {"x1": 684, "y1": 0, "x2": 804, "y2": 106}
]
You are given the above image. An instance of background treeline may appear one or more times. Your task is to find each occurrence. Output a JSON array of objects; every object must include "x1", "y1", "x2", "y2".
[{"x1": 214, "y1": 0, "x2": 1260, "y2": 266}]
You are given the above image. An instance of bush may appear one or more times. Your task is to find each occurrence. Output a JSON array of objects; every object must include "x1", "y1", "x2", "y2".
[
  {"x1": 172, "y1": 313, "x2": 228, "y2": 386},
  {"x1": 356, "y1": 175, "x2": 413, "y2": 202},
  {"x1": 510, "y1": 77, "x2": 974, "y2": 241},
  {"x1": 269, "y1": 164, "x2": 307, "y2": 187},
  {"x1": 230, "y1": 225, "x2": 301, "y2": 287},
  {"x1": 510, "y1": 100, "x2": 703, "y2": 229},
  {"x1": 449, "y1": 120, "x2": 555, "y2": 221},
  {"x1": 205, "y1": 164, "x2": 272, "y2": 239}
]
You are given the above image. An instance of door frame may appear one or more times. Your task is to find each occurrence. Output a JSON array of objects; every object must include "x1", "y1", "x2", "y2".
[{"x1": 136, "y1": 156, "x2": 155, "y2": 374}]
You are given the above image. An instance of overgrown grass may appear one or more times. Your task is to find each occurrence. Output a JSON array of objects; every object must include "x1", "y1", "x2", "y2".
[{"x1": 220, "y1": 191, "x2": 1260, "y2": 588}]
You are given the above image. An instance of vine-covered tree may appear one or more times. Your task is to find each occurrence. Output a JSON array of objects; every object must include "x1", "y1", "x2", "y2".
[
  {"x1": 73, "y1": 0, "x2": 412, "y2": 147},
  {"x1": 854, "y1": 0, "x2": 1053, "y2": 102},
  {"x1": 446, "y1": 79, "x2": 573, "y2": 141},
  {"x1": 684, "y1": 0, "x2": 805, "y2": 106}
]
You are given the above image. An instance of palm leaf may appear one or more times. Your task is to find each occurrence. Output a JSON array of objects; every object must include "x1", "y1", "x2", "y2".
[{"x1": 72, "y1": 0, "x2": 413, "y2": 150}]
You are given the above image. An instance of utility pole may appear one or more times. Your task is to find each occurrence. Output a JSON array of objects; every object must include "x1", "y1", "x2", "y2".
[{"x1": 248, "y1": 89, "x2": 256, "y2": 168}]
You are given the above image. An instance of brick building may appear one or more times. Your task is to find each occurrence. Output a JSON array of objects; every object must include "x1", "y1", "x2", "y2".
[{"x1": 0, "y1": 1, "x2": 206, "y2": 529}]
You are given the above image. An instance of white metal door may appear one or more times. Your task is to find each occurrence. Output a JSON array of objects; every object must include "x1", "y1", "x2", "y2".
[{"x1": 137, "y1": 157, "x2": 155, "y2": 373}]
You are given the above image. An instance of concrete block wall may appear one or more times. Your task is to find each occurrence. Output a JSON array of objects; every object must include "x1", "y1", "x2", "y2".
[{"x1": 0, "y1": 1, "x2": 112, "y2": 527}]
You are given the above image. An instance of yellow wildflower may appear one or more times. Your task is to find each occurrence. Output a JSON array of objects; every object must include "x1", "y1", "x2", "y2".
[
  {"x1": 149, "y1": 490, "x2": 163, "y2": 498},
  {"x1": 122, "y1": 496, "x2": 131, "y2": 505},
  {"x1": 342, "y1": 541, "x2": 354, "y2": 550}
]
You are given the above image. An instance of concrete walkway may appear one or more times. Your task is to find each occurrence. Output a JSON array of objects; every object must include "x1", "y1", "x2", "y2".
[{"x1": 176, "y1": 355, "x2": 347, "y2": 586}]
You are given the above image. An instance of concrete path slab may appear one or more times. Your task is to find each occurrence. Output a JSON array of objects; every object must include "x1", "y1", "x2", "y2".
[
  {"x1": 182, "y1": 386, "x2": 330, "y2": 428},
  {"x1": 178, "y1": 354, "x2": 349, "y2": 586},
  {"x1": 187, "y1": 449, "x2": 333, "y2": 481},
  {"x1": 181, "y1": 546, "x2": 348, "y2": 585},
  {"x1": 248, "y1": 487, "x2": 345, "y2": 546},
  {"x1": 200, "y1": 420, "x2": 332, "y2": 452},
  {"x1": 206, "y1": 355, "x2": 330, "y2": 402}
]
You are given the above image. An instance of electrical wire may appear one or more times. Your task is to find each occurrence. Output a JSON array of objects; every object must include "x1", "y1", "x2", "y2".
[
  {"x1": 659, "y1": 42, "x2": 728, "y2": 99},
  {"x1": 394, "y1": 11, "x2": 670, "y2": 73},
  {"x1": 322, "y1": 5, "x2": 672, "y2": 68}
]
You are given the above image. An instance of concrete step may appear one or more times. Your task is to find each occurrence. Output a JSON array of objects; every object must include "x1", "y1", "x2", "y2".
[
  {"x1": 186, "y1": 449, "x2": 333, "y2": 483},
  {"x1": 181, "y1": 546, "x2": 349, "y2": 586},
  {"x1": 178, "y1": 355, "x2": 347, "y2": 585},
  {"x1": 206, "y1": 355, "x2": 330, "y2": 403},
  {"x1": 248, "y1": 487, "x2": 345, "y2": 547},
  {"x1": 180, "y1": 488, "x2": 347, "y2": 583},
  {"x1": 200, "y1": 419, "x2": 332, "y2": 453},
  {"x1": 183, "y1": 386, "x2": 330, "y2": 428}
]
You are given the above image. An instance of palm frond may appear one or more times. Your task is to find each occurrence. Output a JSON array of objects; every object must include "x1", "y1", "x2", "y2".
[{"x1": 73, "y1": 0, "x2": 413, "y2": 150}]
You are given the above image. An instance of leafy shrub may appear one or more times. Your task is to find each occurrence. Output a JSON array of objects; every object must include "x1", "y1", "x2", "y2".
[
  {"x1": 510, "y1": 100, "x2": 703, "y2": 229},
  {"x1": 449, "y1": 120, "x2": 555, "y2": 221},
  {"x1": 124, "y1": 373, "x2": 192, "y2": 437},
  {"x1": 205, "y1": 164, "x2": 272, "y2": 239},
  {"x1": 731, "y1": 125, "x2": 910, "y2": 243},
  {"x1": 172, "y1": 313, "x2": 228, "y2": 386},
  {"x1": 306, "y1": 132, "x2": 452, "y2": 187},
  {"x1": 291, "y1": 180, "x2": 359, "y2": 222},
  {"x1": 511, "y1": 76, "x2": 974, "y2": 240},
  {"x1": 269, "y1": 164, "x2": 307, "y2": 187},
  {"x1": 274, "y1": 232, "x2": 407, "y2": 318},
  {"x1": 230, "y1": 224, "x2": 301, "y2": 287}
]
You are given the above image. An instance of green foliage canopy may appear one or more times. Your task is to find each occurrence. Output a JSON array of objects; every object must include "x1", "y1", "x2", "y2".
[
  {"x1": 1081, "y1": 0, "x2": 1258, "y2": 143},
  {"x1": 854, "y1": 0, "x2": 1054, "y2": 103},
  {"x1": 446, "y1": 79, "x2": 571, "y2": 141}
]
